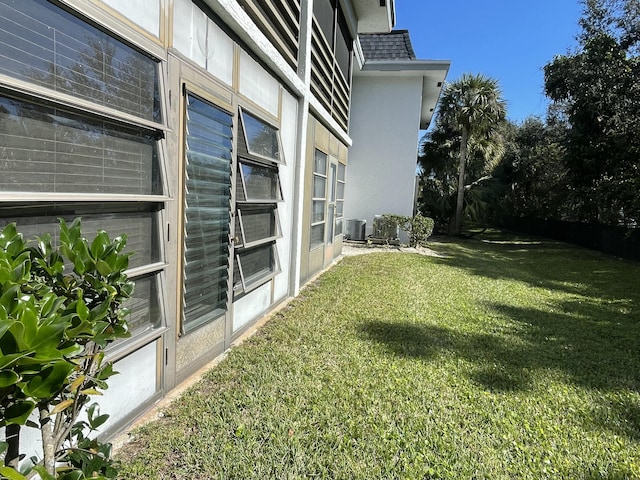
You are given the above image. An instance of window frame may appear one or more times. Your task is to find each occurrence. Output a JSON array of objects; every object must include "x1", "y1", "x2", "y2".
[
  {"x1": 0, "y1": 0, "x2": 169, "y2": 358},
  {"x1": 335, "y1": 161, "x2": 346, "y2": 237},
  {"x1": 234, "y1": 242, "x2": 281, "y2": 294},
  {"x1": 310, "y1": 148, "x2": 328, "y2": 250},
  {"x1": 181, "y1": 91, "x2": 234, "y2": 334},
  {"x1": 237, "y1": 159, "x2": 284, "y2": 203},
  {"x1": 239, "y1": 106, "x2": 285, "y2": 165},
  {"x1": 236, "y1": 204, "x2": 282, "y2": 249},
  {"x1": 233, "y1": 107, "x2": 285, "y2": 296}
]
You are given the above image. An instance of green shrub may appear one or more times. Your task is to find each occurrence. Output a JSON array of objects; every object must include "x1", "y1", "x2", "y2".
[
  {"x1": 372, "y1": 215, "x2": 404, "y2": 241},
  {"x1": 0, "y1": 219, "x2": 132, "y2": 479},
  {"x1": 374, "y1": 214, "x2": 434, "y2": 247},
  {"x1": 402, "y1": 214, "x2": 435, "y2": 247}
]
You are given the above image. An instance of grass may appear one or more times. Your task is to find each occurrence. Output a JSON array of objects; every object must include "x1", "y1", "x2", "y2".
[{"x1": 116, "y1": 231, "x2": 640, "y2": 479}]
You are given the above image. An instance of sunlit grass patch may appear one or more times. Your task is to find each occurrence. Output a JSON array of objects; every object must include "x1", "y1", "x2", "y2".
[{"x1": 117, "y1": 234, "x2": 640, "y2": 479}]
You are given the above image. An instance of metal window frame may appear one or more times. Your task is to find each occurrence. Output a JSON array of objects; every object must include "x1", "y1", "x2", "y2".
[
  {"x1": 236, "y1": 205, "x2": 282, "y2": 249},
  {"x1": 237, "y1": 159, "x2": 284, "y2": 203},
  {"x1": 239, "y1": 106, "x2": 285, "y2": 165},
  {"x1": 234, "y1": 242, "x2": 281, "y2": 294},
  {"x1": 0, "y1": 0, "x2": 170, "y2": 359}
]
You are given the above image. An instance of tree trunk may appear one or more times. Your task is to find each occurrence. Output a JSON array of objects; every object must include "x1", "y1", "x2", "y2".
[
  {"x1": 452, "y1": 127, "x2": 469, "y2": 235},
  {"x1": 4, "y1": 424, "x2": 21, "y2": 469},
  {"x1": 40, "y1": 406, "x2": 56, "y2": 476}
]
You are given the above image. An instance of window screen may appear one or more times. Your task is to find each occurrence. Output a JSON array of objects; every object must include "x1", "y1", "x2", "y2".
[
  {"x1": 237, "y1": 162, "x2": 282, "y2": 202},
  {"x1": 0, "y1": 0, "x2": 161, "y2": 123},
  {"x1": 183, "y1": 93, "x2": 232, "y2": 331},
  {"x1": 234, "y1": 243, "x2": 280, "y2": 292},
  {"x1": 313, "y1": 0, "x2": 335, "y2": 47}
]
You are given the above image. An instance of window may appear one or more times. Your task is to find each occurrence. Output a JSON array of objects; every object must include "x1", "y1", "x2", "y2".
[
  {"x1": 335, "y1": 8, "x2": 353, "y2": 81},
  {"x1": 235, "y1": 205, "x2": 280, "y2": 248},
  {"x1": 0, "y1": 0, "x2": 161, "y2": 123},
  {"x1": 313, "y1": 0, "x2": 335, "y2": 47},
  {"x1": 182, "y1": 93, "x2": 233, "y2": 332},
  {"x1": 240, "y1": 109, "x2": 282, "y2": 163},
  {"x1": 237, "y1": 162, "x2": 283, "y2": 202},
  {"x1": 0, "y1": 95, "x2": 161, "y2": 195},
  {"x1": 311, "y1": 149, "x2": 327, "y2": 249},
  {"x1": 234, "y1": 243, "x2": 280, "y2": 293},
  {"x1": 233, "y1": 109, "x2": 283, "y2": 294},
  {"x1": 336, "y1": 162, "x2": 346, "y2": 236},
  {"x1": 0, "y1": 0, "x2": 166, "y2": 341}
]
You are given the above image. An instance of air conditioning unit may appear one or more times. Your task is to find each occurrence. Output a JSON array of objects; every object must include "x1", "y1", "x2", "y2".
[{"x1": 346, "y1": 219, "x2": 366, "y2": 241}]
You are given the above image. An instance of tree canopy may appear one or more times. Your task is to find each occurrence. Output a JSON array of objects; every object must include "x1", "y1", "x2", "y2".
[
  {"x1": 418, "y1": 0, "x2": 640, "y2": 231},
  {"x1": 543, "y1": 0, "x2": 640, "y2": 225},
  {"x1": 418, "y1": 74, "x2": 507, "y2": 234}
]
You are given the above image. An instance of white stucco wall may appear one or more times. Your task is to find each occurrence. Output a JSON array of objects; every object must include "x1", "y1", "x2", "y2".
[{"x1": 345, "y1": 75, "x2": 423, "y2": 236}]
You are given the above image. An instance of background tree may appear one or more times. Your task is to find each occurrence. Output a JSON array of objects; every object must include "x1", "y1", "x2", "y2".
[
  {"x1": 544, "y1": 0, "x2": 640, "y2": 225},
  {"x1": 418, "y1": 73, "x2": 507, "y2": 234},
  {"x1": 500, "y1": 117, "x2": 570, "y2": 220}
]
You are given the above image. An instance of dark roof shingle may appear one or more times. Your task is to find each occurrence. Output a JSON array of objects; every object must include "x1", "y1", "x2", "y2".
[{"x1": 359, "y1": 30, "x2": 416, "y2": 61}]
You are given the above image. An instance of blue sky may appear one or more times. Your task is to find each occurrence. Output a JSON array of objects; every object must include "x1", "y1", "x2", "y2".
[{"x1": 394, "y1": 0, "x2": 583, "y2": 125}]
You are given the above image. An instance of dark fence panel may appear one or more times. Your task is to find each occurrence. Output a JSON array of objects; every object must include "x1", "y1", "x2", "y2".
[{"x1": 503, "y1": 217, "x2": 640, "y2": 261}]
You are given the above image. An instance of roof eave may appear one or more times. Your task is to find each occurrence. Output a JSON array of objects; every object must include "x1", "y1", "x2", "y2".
[{"x1": 354, "y1": 59, "x2": 451, "y2": 130}]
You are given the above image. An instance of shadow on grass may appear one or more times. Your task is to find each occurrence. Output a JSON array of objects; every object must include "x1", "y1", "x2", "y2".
[
  {"x1": 430, "y1": 232, "x2": 639, "y2": 306},
  {"x1": 360, "y1": 304, "x2": 640, "y2": 438},
  {"x1": 359, "y1": 320, "x2": 533, "y2": 393}
]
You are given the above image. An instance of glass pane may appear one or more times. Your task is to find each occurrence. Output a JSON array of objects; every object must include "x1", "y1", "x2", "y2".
[
  {"x1": 236, "y1": 243, "x2": 277, "y2": 289},
  {"x1": 329, "y1": 163, "x2": 337, "y2": 202},
  {"x1": 337, "y1": 181, "x2": 345, "y2": 201},
  {"x1": 241, "y1": 110, "x2": 280, "y2": 161},
  {"x1": 183, "y1": 94, "x2": 232, "y2": 331},
  {"x1": 338, "y1": 163, "x2": 346, "y2": 182},
  {"x1": 310, "y1": 224, "x2": 324, "y2": 249},
  {"x1": 314, "y1": 150, "x2": 327, "y2": 175},
  {"x1": 237, "y1": 206, "x2": 278, "y2": 246},
  {"x1": 0, "y1": 207, "x2": 160, "y2": 270},
  {"x1": 313, "y1": 175, "x2": 326, "y2": 199},
  {"x1": 336, "y1": 200, "x2": 344, "y2": 217},
  {"x1": 123, "y1": 273, "x2": 162, "y2": 335},
  {"x1": 240, "y1": 162, "x2": 281, "y2": 202},
  {"x1": 327, "y1": 204, "x2": 335, "y2": 242},
  {"x1": 0, "y1": 0, "x2": 161, "y2": 122},
  {"x1": 0, "y1": 95, "x2": 161, "y2": 195},
  {"x1": 335, "y1": 217, "x2": 343, "y2": 236},
  {"x1": 312, "y1": 200, "x2": 325, "y2": 223}
]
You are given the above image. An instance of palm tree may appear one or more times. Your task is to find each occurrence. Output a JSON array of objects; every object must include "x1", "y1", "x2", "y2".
[{"x1": 437, "y1": 73, "x2": 507, "y2": 235}]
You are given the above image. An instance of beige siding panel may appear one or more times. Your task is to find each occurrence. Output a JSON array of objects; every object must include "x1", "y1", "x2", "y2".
[
  {"x1": 176, "y1": 314, "x2": 225, "y2": 375},
  {"x1": 101, "y1": 0, "x2": 161, "y2": 37},
  {"x1": 314, "y1": 120, "x2": 329, "y2": 153},
  {"x1": 239, "y1": 51, "x2": 280, "y2": 117}
]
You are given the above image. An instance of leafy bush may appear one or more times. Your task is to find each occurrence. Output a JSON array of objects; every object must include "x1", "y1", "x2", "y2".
[
  {"x1": 402, "y1": 214, "x2": 435, "y2": 247},
  {"x1": 0, "y1": 219, "x2": 132, "y2": 479},
  {"x1": 374, "y1": 214, "x2": 435, "y2": 247},
  {"x1": 372, "y1": 215, "x2": 404, "y2": 241}
]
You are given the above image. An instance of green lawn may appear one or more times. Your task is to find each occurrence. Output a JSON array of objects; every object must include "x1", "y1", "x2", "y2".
[{"x1": 117, "y1": 232, "x2": 640, "y2": 479}]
